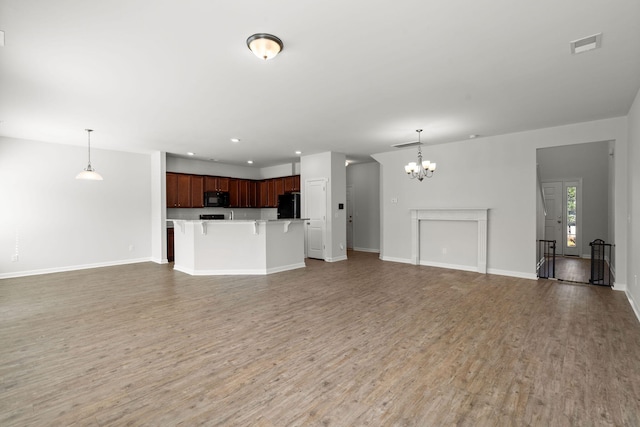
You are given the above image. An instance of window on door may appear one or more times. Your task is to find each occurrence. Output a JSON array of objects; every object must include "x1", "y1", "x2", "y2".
[{"x1": 566, "y1": 185, "x2": 577, "y2": 248}]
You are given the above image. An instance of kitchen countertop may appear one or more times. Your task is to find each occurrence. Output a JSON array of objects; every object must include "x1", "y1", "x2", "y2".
[{"x1": 169, "y1": 218, "x2": 309, "y2": 223}]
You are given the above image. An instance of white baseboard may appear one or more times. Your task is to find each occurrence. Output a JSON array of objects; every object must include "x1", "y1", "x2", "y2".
[
  {"x1": 487, "y1": 268, "x2": 538, "y2": 280},
  {"x1": 625, "y1": 289, "x2": 640, "y2": 324},
  {"x1": 0, "y1": 257, "x2": 153, "y2": 280},
  {"x1": 419, "y1": 260, "x2": 478, "y2": 273},
  {"x1": 353, "y1": 247, "x2": 380, "y2": 253},
  {"x1": 612, "y1": 282, "x2": 627, "y2": 292},
  {"x1": 325, "y1": 255, "x2": 348, "y2": 263},
  {"x1": 380, "y1": 256, "x2": 413, "y2": 264},
  {"x1": 151, "y1": 257, "x2": 169, "y2": 264}
]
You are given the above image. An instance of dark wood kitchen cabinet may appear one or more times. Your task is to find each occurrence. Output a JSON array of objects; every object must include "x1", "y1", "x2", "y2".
[
  {"x1": 284, "y1": 175, "x2": 300, "y2": 192},
  {"x1": 190, "y1": 175, "x2": 204, "y2": 208},
  {"x1": 228, "y1": 179, "x2": 238, "y2": 207},
  {"x1": 166, "y1": 173, "x2": 179, "y2": 207},
  {"x1": 204, "y1": 176, "x2": 229, "y2": 192},
  {"x1": 167, "y1": 227, "x2": 174, "y2": 262},
  {"x1": 258, "y1": 180, "x2": 269, "y2": 207},
  {"x1": 229, "y1": 179, "x2": 256, "y2": 208},
  {"x1": 167, "y1": 173, "x2": 193, "y2": 207}
]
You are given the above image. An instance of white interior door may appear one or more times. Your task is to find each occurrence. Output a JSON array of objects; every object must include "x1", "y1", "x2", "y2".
[
  {"x1": 305, "y1": 178, "x2": 326, "y2": 260},
  {"x1": 346, "y1": 185, "x2": 353, "y2": 249},
  {"x1": 543, "y1": 181, "x2": 562, "y2": 253}
]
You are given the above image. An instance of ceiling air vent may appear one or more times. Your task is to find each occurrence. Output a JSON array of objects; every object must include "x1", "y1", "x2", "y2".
[
  {"x1": 392, "y1": 141, "x2": 422, "y2": 148},
  {"x1": 570, "y1": 33, "x2": 602, "y2": 54}
]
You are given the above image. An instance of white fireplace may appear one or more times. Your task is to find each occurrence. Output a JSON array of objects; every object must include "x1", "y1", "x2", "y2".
[{"x1": 410, "y1": 208, "x2": 489, "y2": 273}]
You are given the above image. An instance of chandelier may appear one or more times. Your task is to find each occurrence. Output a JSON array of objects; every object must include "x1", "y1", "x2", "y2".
[{"x1": 404, "y1": 129, "x2": 436, "y2": 181}]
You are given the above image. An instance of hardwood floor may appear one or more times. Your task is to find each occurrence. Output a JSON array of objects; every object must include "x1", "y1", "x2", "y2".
[
  {"x1": 2, "y1": 251, "x2": 639, "y2": 426},
  {"x1": 553, "y1": 256, "x2": 592, "y2": 284}
]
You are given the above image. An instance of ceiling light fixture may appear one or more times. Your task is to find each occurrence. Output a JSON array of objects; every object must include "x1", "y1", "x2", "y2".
[
  {"x1": 75, "y1": 129, "x2": 103, "y2": 180},
  {"x1": 247, "y1": 160, "x2": 254, "y2": 164},
  {"x1": 295, "y1": 151, "x2": 302, "y2": 155},
  {"x1": 246, "y1": 33, "x2": 283, "y2": 60},
  {"x1": 187, "y1": 152, "x2": 195, "y2": 156},
  {"x1": 231, "y1": 138, "x2": 240, "y2": 143},
  {"x1": 404, "y1": 129, "x2": 436, "y2": 181}
]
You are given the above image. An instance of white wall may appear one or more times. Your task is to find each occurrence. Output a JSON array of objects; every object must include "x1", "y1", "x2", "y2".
[
  {"x1": 372, "y1": 117, "x2": 628, "y2": 281},
  {"x1": 260, "y1": 162, "x2": 300, "y2": 179},
  {"x1": 0, "y1": 136, "x2": 152, "y2": 278},
  {"x1": 627, "y1": 88, "x2": 640, "y2": 318},
  {"x1": 537, "y1": 141, "x2": 610, "y2": 257},
  {"x1": 166, "y1": 156, "x2": 262, "y2": 179},
  {"x1": 167, "y1": 155, "x2": 300, "y2": 180},
  {"x1": 346, "y1": 162, "x2": 380, "y2": 252}
]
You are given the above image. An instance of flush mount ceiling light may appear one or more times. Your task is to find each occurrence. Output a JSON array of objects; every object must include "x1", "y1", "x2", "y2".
[
  {"x1": 403, "y1": 130, "x2": 436, "y2": 181},
  {"x1": 570, "y1": 33, "x2": 602, "y2": 54},
  {"x1": 75, "y1": 129, "x2": 103, "y2": 180},
  {"x1": 246, "y1": 33, "x2": 283, "y2": 60}
]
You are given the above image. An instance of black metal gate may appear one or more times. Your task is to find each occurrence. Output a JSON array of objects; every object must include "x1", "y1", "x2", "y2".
[
  {"x1": 589, "y1": 239, "x2": 613, "y2": 287},
  {"x1": 537, "y1": 240, "x2": 556, "y2": 279}
]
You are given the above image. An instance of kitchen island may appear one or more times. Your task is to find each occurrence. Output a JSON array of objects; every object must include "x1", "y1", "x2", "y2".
[{"x1": 170, "y1": 219, "x2": 306, "y2": 275}]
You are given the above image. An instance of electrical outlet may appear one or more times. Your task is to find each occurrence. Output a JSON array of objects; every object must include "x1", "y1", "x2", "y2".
[
  {"x1": 11, "y1": 254, "x2": 19, "y2": 262},
  {"x1": 128, "y1": 245, "x2": 134, "y2": 252},
  {"x1": 391, "y1": 198, "x2": 398, "y2": 204}
]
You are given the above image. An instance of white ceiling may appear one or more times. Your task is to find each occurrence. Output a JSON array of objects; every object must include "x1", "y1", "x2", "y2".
[{"x1": 1, "y1": 1, "x2": 639, "y2": 166}]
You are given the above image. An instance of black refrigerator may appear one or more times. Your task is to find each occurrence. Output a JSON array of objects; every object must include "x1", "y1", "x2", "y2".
[{"x1": 277, "y1": 193, "x2": 300, "y2": 219}]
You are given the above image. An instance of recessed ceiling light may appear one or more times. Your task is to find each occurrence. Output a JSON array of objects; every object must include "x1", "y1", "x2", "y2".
[
  {"x1": 570, "y1": 33, "x2": 602, "y2": 54},
  {"x1": 187, "y1": 152, "x2": 195, "y2": 156},
  {"x1": 469, "y1": 134, "x2": 478, "y2": 139},
  {"x1": 247, "y1": 160, "x2": 253, "y2": 164},
  {"x1": 231, "y1": 138, "x2": 240, "y2": 143},
  {"x1": 295, "y1": 151, "x2": 302, "y2": 155}
]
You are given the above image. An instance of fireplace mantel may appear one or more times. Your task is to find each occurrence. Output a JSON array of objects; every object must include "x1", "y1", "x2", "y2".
[{"x1": 410, "y1": 208, "x2": 489, "y2": 273}]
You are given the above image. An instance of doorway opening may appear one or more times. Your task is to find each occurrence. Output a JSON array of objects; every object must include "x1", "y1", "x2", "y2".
[{"x1": 536, "y1": 141, "x2": 614, "y2": 285}]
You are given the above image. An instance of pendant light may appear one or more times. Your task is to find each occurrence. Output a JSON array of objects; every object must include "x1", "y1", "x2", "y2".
[
  {"x1": 246, "y1": 33, "x2": 283, "y2": 60},
  {"x1": 75, "y1": 129, "x2": 103, "y2": 180}
]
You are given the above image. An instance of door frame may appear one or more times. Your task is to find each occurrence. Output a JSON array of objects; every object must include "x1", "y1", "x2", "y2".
[{"x1": 346, "y1": 185, "x2": 354, "y2": 250}]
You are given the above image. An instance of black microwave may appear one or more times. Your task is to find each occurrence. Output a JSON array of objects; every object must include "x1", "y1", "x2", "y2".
[{"x1": 204, "y1": 191, "x2": 230, "y2": 207}]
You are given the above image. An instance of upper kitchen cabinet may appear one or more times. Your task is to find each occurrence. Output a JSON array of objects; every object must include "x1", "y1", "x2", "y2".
[
  {"x1": 204, "y1": 176, "x2": 229, "y2": 192},
  {"x1": 284, "y1": 175, "x2": 300, "y2": 192},
  {"x1": 190, "y1": 175, "x2": 204, "y2": 208},
  {"x1": 229, "y1": 179, "x2": 256, "y2": 208},
  {"x1": 167, "y1": 172, "x2": 192, "y2": 208}
]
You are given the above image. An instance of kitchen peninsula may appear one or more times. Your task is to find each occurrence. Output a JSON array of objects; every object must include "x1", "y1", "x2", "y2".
[{"x1": 170, "y1": 219, "x2": 306, "y2": 275}]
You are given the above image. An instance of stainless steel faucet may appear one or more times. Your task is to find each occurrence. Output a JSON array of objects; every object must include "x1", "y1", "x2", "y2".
[{"x1": 229, "y1": 210, "x2": 234, "y2": 220}]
